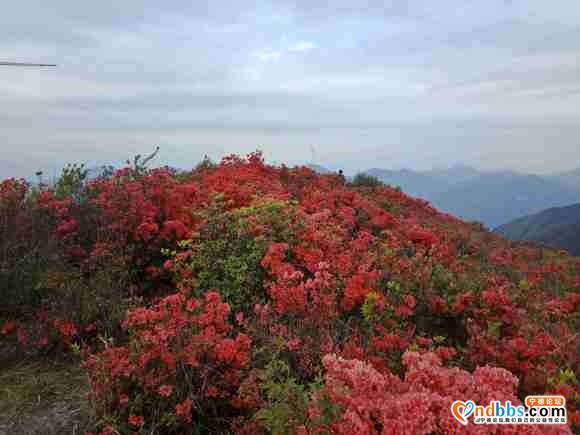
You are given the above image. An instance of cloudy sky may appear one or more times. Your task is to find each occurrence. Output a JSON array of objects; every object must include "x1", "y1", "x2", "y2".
[{"x1": 1, "y1": 1, "x2": 580, "y2": 177}]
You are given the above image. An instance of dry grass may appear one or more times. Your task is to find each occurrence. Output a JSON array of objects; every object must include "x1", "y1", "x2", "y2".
[{"x1": 0, "y1": 345, "x2": 95, "y2": 435}]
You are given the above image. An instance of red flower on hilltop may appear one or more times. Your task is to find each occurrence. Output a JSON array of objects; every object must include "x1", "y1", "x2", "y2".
[{"x1": 2, "y1": 153, "x2": 577, "y2": 434}]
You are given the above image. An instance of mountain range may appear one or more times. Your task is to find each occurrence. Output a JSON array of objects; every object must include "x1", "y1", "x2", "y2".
[
  {"x1": 365, "y1": 166, "x2": 580, "y2": 229},
  {"x1": 495, "y1": 203, "x2": 580, "y2": 256},
  {"x1": 309, "y1": 163, "x2": 580, "y2": 230},
  {"x1": 549, "y1": 168, "x2": 580, "y2": 191},
  {"x1": 428, "y1": 171, "x2": 580, "y2": 229},
  {"x1": 365, "y1": 164, "x2": 480, "y2": 199}
]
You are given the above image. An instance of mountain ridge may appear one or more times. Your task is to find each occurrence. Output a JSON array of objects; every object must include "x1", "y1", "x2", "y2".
[
  {"x1": 363, "y1": 166, "x2": 580, "y2": 228},
  {"x1": 495, "y1": 202, "x2": 580, "y2": 255}
]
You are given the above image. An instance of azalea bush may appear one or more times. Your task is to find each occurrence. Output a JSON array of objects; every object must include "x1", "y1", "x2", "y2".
[
  {"x1": 83, "y1": 291, "x2": 252, "y2": 433},
  {"x1": 0, "y1": 178, "x2": 54, "y2": 313},
  {"x1": 302, "y1": 352, "x2": 571, "y2": 435},
  {"x1": 1, "y1": 152, "x2": 578, "y2": 433}
]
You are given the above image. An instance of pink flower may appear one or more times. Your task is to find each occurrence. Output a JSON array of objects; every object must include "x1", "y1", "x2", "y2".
[
  {"x1": 287, "y1": 338, "x2": 301, "y2": 351},
  {"x1": 158, "y1": 384, "x2": 173, "y2": 397},
  {"x1": 128, "y1": 414, "x2": 144, "y2": 427}
]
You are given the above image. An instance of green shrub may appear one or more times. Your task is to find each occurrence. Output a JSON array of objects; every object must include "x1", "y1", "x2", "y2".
[
  {"x1": 0, "y1": 184, "x2": 54, "y2": 315},
  {"x1": 255, "y1": 359, "x2": 311, "y2": 435},
  {"x1": 0, "y1": 249, "x2": 49, "y2": 314},
  {"x1": 349, "y1": 173, "x2": 383, "y2": 188},
  {"x1": 169, "y1": 197, "x2": 298, "y2": 313},
  {"x1": 54, "y1": 163, "x2": 88, "y2": 200}
]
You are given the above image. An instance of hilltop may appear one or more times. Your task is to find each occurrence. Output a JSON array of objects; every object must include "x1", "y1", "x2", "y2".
[{"x1": 0, "y1": 153, "x2": 577, "y2": 434}]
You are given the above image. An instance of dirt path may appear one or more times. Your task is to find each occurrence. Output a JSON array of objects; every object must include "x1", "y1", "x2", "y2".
[{"x1": 0, "y1": 347, "x2": 94, "y2": 435}]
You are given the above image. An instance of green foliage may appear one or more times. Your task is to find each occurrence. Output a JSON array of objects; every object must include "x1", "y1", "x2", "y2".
[
  {"x1": 255, "y1": 359, "x2": 311, "y2": 435},
  {"x1": 195, "y1": 155, "x2": 217, "y2": 171},
  {"x1": 172, "y1": 198, "x2": 298, "y2": 313},
  {"x1": 0, "y1": 249, "x2": 48, "y2": 313},
  {"x1": 54, "y1": 163, "x2": 88, "y2": 200},
  {"x1": 361, "y1": 292, "x2": 380, "y2": 323},
  {"x1": 547, "y1": 368, "x2": 577, "y2": 387},
  {"x1": 487, "y1": 320, "x2": 502, "y2": 339},
  {"x1": 44, "y1": 266, "x2": 134, "y2": 339},
  {"x1": 349, "y1": 173, "x2": 384, "y2": 188},
  {"x1": 308, "y1": 389, "x2": 343, "y2": 429},
  {"x1": 386, "y1": 279, "x2": 403, "y2": 296},
  {"x1": 190, "y1": 235, "x2": 266, "y2": 311},
  {"x1": 430, "y1": 264, "x2": 456, "y2": 296},
  {"x1": 0, "y1": 203, "x2": 55, "y2": 315}
]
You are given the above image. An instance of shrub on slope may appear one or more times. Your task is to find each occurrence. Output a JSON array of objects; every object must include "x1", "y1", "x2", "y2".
[{"x1": 1, "y1": 153, "x2": 578, "y2": 434}]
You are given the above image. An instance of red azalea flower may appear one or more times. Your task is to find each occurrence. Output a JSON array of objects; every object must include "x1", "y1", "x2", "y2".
[
  {"x1": 158, "y1": 384, "x2": 173, "y2": 397},
  {"x1": 128, "y1": 414, "x2": 144, "y2": 427}
]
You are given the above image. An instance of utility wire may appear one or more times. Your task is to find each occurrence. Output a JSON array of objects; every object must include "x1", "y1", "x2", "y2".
[{"x1": 0, "y1": 62, "x2": 57, "y2": 67}]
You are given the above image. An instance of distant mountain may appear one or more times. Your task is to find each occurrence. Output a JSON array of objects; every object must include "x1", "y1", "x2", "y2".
[
  {"x1": 495, "y1": 203, "x2": 580, "y2": 255},
  {"x1": 366, "y1": 169, "x2": 444, "y2": 198},
  {"x1": 429, "y1": 172, "x2": 580, "y2": 229},
  {"x1": 365, "y1": 164, "x2": 580, "y2": 228},
  {"x1": 426, "y1": 164, "x2": 481, "y2": 184},
  {"x1": 307, "y1": 163, "x2": 333, "y2": 174},
  {"x1": 365, "y1": 164, "x2": 481, "y2": 199},
  {"x1": 549, "y1": 168, "x2": 580, "y2": 191}
]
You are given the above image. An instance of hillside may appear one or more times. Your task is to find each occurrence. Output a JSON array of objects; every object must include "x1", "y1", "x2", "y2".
[
  {"x1": 365, "y1": 166, "x2": 580, "y2": 229},
  {"x1": 0, "y1": 154, "x2": 577, "y2": 434},
  {"x1": 496, "y1": 203, "x2": 580, "y2": 255}
]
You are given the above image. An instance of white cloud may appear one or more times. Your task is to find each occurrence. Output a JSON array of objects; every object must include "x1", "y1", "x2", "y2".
[
  {"x1": 255, "y1": 51, "x2": 282, "y2": 62},
  {"x1": 2, "y1": 0, "x2": 580, "y2": 177},
  {"x1": 289, "y1": 41, "x2": 315, "y2": 52}
]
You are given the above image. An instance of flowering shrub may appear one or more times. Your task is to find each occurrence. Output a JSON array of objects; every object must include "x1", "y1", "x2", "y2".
[
  {"x1": 167, "y1": 197, "x2": 299, "y2": 313},
  {"x1": 1, "y1": 152, "x2": 578, "y2": 433},
  {"x1": 0, "y1": 178, "x2": 51, "y2": 311},
  {"x1": 83, "y1": 291, "x2": 252, "y2": 433},
  {"x1": 301, "y1": 352, "x2": 572, "y2": 434}
]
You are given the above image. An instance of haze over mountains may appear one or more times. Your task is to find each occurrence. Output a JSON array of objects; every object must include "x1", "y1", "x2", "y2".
[
  {"x1": 365, "y1": 164, "x2": 480, "y2": 199},
  {"x1": 312, "y1": 163, "x2": 580, "y2": 230},
  {"x1": 429, "y1": 171, "x2": 580, "y2": 229}
]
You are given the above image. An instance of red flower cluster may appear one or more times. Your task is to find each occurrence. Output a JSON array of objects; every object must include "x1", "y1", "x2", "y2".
[
  {"x1": 302, "y1": 352, "x2": 571, "y2": 434},
  {"x1": 83, "y1": 291, "x2": 252, "y2": 429},
  {"x1": 2, "y1": 153, "x2": 578, "y2": 433}
]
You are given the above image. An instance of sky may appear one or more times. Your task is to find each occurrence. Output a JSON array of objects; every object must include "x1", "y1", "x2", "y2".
[{"x1": 1, "y1": 0, "x2": 580, "y2": 178}]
